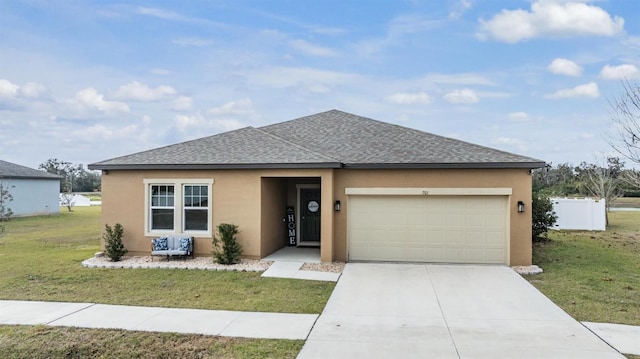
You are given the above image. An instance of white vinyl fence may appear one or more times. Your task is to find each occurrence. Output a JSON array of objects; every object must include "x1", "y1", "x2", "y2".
[{"x1": 550, "y1": 198, "x2": 606, "y2": 231}]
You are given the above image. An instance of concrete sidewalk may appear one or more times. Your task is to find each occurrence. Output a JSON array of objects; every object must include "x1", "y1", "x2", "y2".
[
  {"x1": 0, "y1": 300, "x2": 316, "y2": 340},
  {"x1": 262, "y1": 261, "x2": 341, "y2": 282},
  {"x1": 583, "y1": 322, "x2": 640, "y2": 356}
]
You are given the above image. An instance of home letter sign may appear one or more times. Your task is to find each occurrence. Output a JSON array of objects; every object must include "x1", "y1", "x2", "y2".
[{"x1": 286, "y1": 206, "x2": 296, "y2": 246}]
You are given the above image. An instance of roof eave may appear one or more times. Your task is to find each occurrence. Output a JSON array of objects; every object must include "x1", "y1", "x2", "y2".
[
  {"x1": 88, "y1": 162, "x2": 344, "y2": 171},
  {"x1": 0, "y1": 175, "x2": 63, "y2": 180},
  {"x1": 342, "y1": 162, "x2": 546, "y2": 169}
]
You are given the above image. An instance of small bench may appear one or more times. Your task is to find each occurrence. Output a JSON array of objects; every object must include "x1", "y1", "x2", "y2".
[{"x1": 151, "y1": 236, "x2": 193, "y2": 260}]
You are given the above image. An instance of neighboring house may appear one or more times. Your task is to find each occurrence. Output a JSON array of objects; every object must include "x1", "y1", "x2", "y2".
[
  {"x1": 0, "y1": 160, "x2": 63, "y2": 217},
  {"x1": 89, "y1": 110, "x2": 544, "y2": 265}
]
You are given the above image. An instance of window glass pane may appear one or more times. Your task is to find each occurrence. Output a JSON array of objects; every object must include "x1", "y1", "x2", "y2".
[
  {"x1": 185, "y1": 209, "x2": 208, "y2": 231},
  {"x1": 184, "y1": 197, "x2": 192, "y2": 206},
  {"x1": 151, "y1": 197, "x2": 158, "y2": 206},
  {"x1": 167, "y1": 186, "x2": 174, "y2": 194},
  {"x1": 185, "y1": 186, "x2": 192, "y2": 195},
  {"x1": 168, "y1": 197, "x2": 174, "y2": 206},
  {"x1": 152, "y1": 209, "x2": 174, "y2": 230},
  {"x1": 202, "y1": 186, "x2": 208, "y2": 196}
]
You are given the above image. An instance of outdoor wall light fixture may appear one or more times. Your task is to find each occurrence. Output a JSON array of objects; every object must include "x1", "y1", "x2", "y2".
[
  {"x1": 334, "y1": 200, "x2": 341, "y2": 211},
  {"x1": 517, "y1": 201, "x2": 525, "y2": 213}
]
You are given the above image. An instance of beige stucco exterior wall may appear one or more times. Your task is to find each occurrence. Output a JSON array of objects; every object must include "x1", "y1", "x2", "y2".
[
  {"x1": 101, "y1": 167, "x2": 532, "y2": 266},
  {"x1": 101, "y1": 168, "x2": 335, "y2": 259},
  {"x1": 332, "y1": 168, "x2": 533, "y2": 265}
]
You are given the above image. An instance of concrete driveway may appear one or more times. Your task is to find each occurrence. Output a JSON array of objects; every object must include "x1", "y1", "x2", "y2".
[{"x1": 298, "y1": 263, "x2": 623, "y2": 359}]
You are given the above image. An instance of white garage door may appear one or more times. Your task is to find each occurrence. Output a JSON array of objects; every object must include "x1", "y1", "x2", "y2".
[{"x1": 348, "y1": 195, "x2": 508, "y2": 264}]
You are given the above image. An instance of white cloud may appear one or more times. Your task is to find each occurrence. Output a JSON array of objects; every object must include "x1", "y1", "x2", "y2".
[
  {"x1": 73, "y1": 123, "x2": 139, "y2": 140},
  {"x1": 548, "y1": 58, "x2": 582, "y2": 76},
  {"x1": 74, "y1": 87, "x2": 130, "y2": 113},
  {"x1": 175, "y1": 114, "x2": 206, "y2": 131},
  {"x1": 172, "y1": 37, "x2": 213, "y2": 47},
  {"x1": 0, "y1": 79, "x2": 49, "y2": 100},
  {"x1": 289, "y1": 39, "x2": 338, "y2": 57},
  {"x1": 248, "y1": 66, "x2": 364, "y2": 89},
  {"x1": 208, "y1": 98, "x2": 255, "y2": 116},
  {"x1": 171, "y1": 96, "x2": 193, "y2": 111},
  {"x1": 173, "y1": 114, "x2": 244, "y2": 133},
  {"x1": 599, "y1": 64, "x2": 639, "y2": 80},
  {"x1": 0, "y1": 79, "x2": 19, "y2": 98},
  {"x1": 136, "y1": 6, "x2": 226, "y2": 28},
  {"x1": 424, "y1": 73, "x2": 496, "y2": 86},
  {"x1": 443, "y1": 88, "x2": 479, "y2": 104},
  {"x1": 20, "y1": 82, "x2": 50, "y2": 98},
  {"x1": 213, "y1": 118, "x2": 244, "y2": 131},
  {"x1": 478, "y1": 0, "x2": 625, "y2": 43},
  {"x1": 150, "y1": 68, "x2": 172, "y2": 76},
  {"x1": 508, "y1": 112, "x2": 530, "y2": 121},
  {"x1": 546, "y1": 82, "x2": 599, "y2": 99},
  {"x1": 449, "y1": 0, "x2": 472, "y2": 19},
  {"x1": 492, "y1": 137, "x2": 526, "y2": 151},
  {"x1": 114, "y1": 81, "x2": 177, "y2": 101},
  {"x1": 307, "y1": 84, "x2": 331, "y2": 93},
  {"x1": 386, "y1": 91, "x2": 432, "y2": 105}
]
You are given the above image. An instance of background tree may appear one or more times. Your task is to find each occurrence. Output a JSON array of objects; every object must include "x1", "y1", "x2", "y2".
[
  {"x1": 608, "y1": 80, "x2": 640, "y2": 171},
  {"x1": 0, "y1": 184, "x2": 14, "y2": 237},
  {"x1": 39, "y1": 159, "x2": 101, "y2": 192},
  {"x1": 577, "y1": 157, "x2": 623, "y2": 225},
  {"x1": 39, "y1": 158, "x2": 73, "y2": 192}
]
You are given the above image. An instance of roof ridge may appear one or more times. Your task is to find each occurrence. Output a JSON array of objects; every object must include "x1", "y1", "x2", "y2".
[{"x1": 251, "y1": 127, "x2": 342, "y2": 163}]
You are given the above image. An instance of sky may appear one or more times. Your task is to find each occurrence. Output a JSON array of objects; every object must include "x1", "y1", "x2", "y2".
[{"x1": 1, "y1": 0, "x2": 639, "y2": 170}]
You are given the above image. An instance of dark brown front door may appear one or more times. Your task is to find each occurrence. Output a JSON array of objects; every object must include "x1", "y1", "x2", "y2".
[{"x1": 300, "y1": 188, "x2": 321, "y2": 244}]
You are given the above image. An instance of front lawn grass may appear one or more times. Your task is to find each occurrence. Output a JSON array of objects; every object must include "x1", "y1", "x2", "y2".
[
  {"x1": 0, "y1": 207, "x2": 334, "y2": 314},
  {"x1": 528, "y1": 211, "x2": 640, "y2": 326},
  {"x1": 0, "y1": 325, "x2": 302, "y2": 359}
]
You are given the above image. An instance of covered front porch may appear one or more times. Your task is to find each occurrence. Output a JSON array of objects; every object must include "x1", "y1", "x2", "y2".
[
  {"x1": 259, "y1": 171, "x2": 334, "y2": 262},
  {"x1": 262, "y1": 246, "x2": 321, "y2": 263}
]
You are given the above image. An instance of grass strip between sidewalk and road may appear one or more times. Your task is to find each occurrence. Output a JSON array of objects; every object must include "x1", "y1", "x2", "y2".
[{"x1": 0, "y1": 325, "x2": 303, "y2": 359}]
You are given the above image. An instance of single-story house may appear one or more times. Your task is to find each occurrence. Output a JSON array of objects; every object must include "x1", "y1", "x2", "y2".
[
  {"x1": 89, "y1": 110, "x2": 544, "y2": 265},
  {"x1": 0, "y1": 160, "x2": 63, "y2": 217}
]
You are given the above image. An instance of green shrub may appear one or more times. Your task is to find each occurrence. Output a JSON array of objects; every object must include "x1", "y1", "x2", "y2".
[
  {"x1": 213, "y1": 223, "x2": 242, "y2": 264},
  {"x1": 103, "y1": 223, "x2": 127, "y2": 261},
  {"x1": 532, "y1": 192, "x2": 557, "y2": 240}
]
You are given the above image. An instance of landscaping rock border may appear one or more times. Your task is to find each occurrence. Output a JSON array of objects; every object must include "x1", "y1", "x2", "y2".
[{"x1": 82, "y1": 256, "x2": 272, "y2": 272}]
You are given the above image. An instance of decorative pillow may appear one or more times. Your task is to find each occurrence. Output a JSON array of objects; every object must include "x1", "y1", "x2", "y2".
[
  {"x1": 153, "y1": 237, "x2": 169, "y2": 251},
  {"x1": 179, "y1": 237, "x2": 191, "y2": 252}
]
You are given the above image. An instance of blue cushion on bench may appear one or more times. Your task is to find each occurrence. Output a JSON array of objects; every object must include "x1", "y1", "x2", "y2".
[
  {"x1": 153, "y1": 237, "x2": 169, "y2": 251},
  {"x1": 179, "y1": 237, "x2": 191, "y2": 252}
]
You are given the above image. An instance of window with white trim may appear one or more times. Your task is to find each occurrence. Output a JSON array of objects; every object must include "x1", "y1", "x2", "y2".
[
  {"x1": 150, "y1": 185, "x2": 175, "y2": 230},
  {"x1": 183, "y1": 185, "x2": 208, "y2": 231},
  {"x1": 145, "y1": 179, "x2": 213, "y2": 236}
]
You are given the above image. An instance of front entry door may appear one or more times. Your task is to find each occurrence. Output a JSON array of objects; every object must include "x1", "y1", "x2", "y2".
[{"x1": 299, "y1": 188, "x2": 321, "y2": 245}]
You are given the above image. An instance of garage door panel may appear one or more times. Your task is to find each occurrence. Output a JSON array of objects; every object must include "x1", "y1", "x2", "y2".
[{"x1": 348, "y1": 195, "x2": 508, "y2": 264}]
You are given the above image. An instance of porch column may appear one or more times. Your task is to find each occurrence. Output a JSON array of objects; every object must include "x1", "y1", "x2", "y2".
[{"x1": 320, "y1": 170, "x2": 334, "y2": 262}]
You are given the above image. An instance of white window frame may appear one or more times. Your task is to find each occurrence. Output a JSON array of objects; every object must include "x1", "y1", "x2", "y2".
[{"x1": 144, "y1": 179, "x2": 214, "y2": 237}]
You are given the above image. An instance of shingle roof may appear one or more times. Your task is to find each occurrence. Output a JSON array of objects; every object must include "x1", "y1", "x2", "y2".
[
  {"x1": 0, "y1": 160, "x2": 63, "y2": 180},
  {"x1": 89, "y1": 110, "x2": 544, "y2": 170}
]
